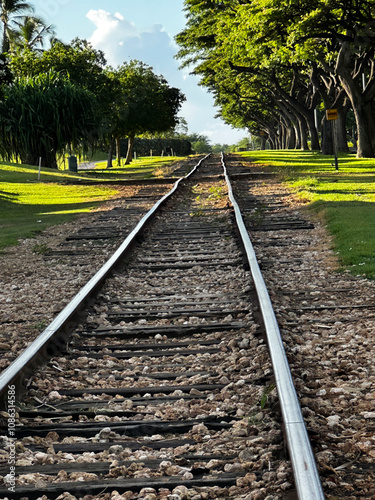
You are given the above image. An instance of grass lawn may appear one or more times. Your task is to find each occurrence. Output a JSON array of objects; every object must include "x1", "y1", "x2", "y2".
[
  {"x1": 89, "y1": 156, "x2": 186, "y2": 180},
  {"x1": 0, "y1": 156, "x2": 185, "y2": 251},
  {"x1": 238, "y1": 150, "x2": 375, "y2": 279}
]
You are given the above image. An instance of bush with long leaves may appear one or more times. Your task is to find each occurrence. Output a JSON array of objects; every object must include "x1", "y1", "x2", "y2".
[{"x1": 0, "y1": 70, "x2": 99, "y2": 168}]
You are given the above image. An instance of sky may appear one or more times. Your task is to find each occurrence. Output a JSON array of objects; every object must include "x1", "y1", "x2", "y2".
[{"x1": 31, "y1": 0, "x2": 248, "y2": 144}]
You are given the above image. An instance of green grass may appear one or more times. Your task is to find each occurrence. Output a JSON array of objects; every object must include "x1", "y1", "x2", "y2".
[
  {"x1": 0, "y1": 155, "x2": 187, "y2": 251},
  {"x1": 0, "y1": 162, "x2": 118, "y2": 250},
  {"x1": 88, "y1": 156, "x2": 186, "y2": 180},
  {"x1": 238, "y1": 150, "x2": 375, "y2": 279},
  {"x1": 240, "y1": 149, "x2": 375, "y2": 175}
]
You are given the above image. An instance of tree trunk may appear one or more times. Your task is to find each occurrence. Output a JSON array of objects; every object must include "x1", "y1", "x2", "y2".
[
  {"x1": 107, "y1": 137, "x2": 115, "y2": 168},
  {"x1": 125, "y1": 135, "x2": 135, "y2": 164},
  {"x1": 336, "y1": 107, "x2": 349, "y2": 153},
  {"x1": 321, "y1": 117, "x2": 334, "y2": 155},
  {"x1": 363, "y1": 101, "x2": 375, "y2": 155},
  {"x1": 336, "y1": 42, "x2": 375, "y2": 157},
  {"x1": 294, "y1": 123, "x2": 301, "y2": 149},
  {"x1": 285, "y1": 117, "x2": 297, "y2": 149},
  {"x1": 280, "y1": 123, "x2": 285, "y2": 149},
  {"x1": 353, "y1": 104, "x2": 375, "y2": 157},
  {"x1": 298, "y1": 116, "x2": 309, "y2": 150},
  {"x1": 268, "y1": 137, "x2": 275, "y2": 149},
  {"x1": 281, "y1": 115, "x2": 297, "y2": 149},
  {"x1": 306, "y1": 112, "x2": 320, "y2": 150},
  {"x1": 115, "y1": 137, "x2": 122, "y2": 166},
  {"x1": 275, "y1": 86, "x2": 319, "y2": 150},
  {"x1": 268, "y1": 128, "x2": 281, "y2": 149},
  {"x1": 288, "y1": 124, "x2": 297, "y2": 149},
  {"x1": 2, "y1": 21, "x2": 9, "y2": 53}
]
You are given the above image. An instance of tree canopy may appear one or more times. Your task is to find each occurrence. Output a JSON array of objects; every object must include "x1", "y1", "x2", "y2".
[
  {"x1": 107, "y1": 60, "x2": 186, "y2": 165},
  {"x1": 176, "y1": 0, "x2": 375, "y2": 157},
  {"x1": 0, "y1": 71, "x2": 99, "y2": 168},
  {"x1": 1, "y1": 0, "x2": 56, "y2": 53},
  {"x1": 1, "y1": 29, "x2": 186, "y2": 169},
  {"x1": 9, "y1": 38, "x2": 110, "y2": 101}
]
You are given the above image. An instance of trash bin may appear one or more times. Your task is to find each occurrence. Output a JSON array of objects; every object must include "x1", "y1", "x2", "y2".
[{"x1": 68, "y1": 155, "x2": 78, "y2": 173}]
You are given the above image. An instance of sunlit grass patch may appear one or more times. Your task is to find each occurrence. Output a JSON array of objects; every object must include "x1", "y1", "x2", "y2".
[
  {"x1": 91, "y1": 156, "x2": 186, "y2": 179},
  {"x1": 0, "y1": 162, "x2": 118, "y2": 250},
  {"x1": 238, "y1": 150, "x2": 375, "y2": 278},
  {"x1": 240, "y1": 149, "x2": 375, "y2": 175},
  {"x1": 290, "y1": 177, "x2": 375, "y2": 203},
  {"x1": 0, "y1": 161, "x2": 87, "y2": 182},
  {"x1": 0, "y1": 154, "x2": 191, "y2": 251}
]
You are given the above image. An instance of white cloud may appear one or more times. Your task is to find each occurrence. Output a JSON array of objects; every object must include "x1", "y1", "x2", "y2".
[
  {"x1": 86, "y1": 9, "x2": 176, "y2": 75},
  {"x1": 86, "y1": 9, "x2": 247, "y2": 144}
]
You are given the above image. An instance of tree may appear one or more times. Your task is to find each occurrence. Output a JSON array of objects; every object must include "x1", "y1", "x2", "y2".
[
  {"x1": 107, "y1": 60, "x2": 185, "y2": 165},
  {"x1": 212, "y1": 143, "x2": 230, "y2": 153},
  {"x1": 9, "y1": 38, "x2": 110, "y2": 97},
  {"x1": 148, "y1": 116, "x2": 189, "y2": 139},
  {"x1": 0, "y1": 0, "x2": 32, "y2": 52},
  {"x1": 288, "y1": 0, "x2": 375, "y2": 157},
  {"x1": 0, "y1": 71, "x2": 99, "y2": 168},
  {"x1": 177, "y1": 1, "x2": 322, "y2": 152},
  {"x1": 178, "y1": 0, "x2": 375, "y2": 158},
  {"x1": 9, "y1": 14, "x2": 57, "y2": 51},
  {"x1": 172, "y1": 132, "x2": 212, "y2": 153},
  {"x1": 192, "y1": 139, "x2": 211, "y2": 153},
  {"x1": 9, "y1": 38, "x2": 115, "y2": 147}
]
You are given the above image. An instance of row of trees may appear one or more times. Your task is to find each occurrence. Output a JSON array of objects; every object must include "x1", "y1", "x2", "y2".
[
  {"x1": 180, "y1": 133, "x2": 232, "y2": 154},
  {"x1": 0, "y1": 1, "x2": 186, "y2": 168},
  {"x1": 176, "y1": 0, "x2": 375, "y2": 158}
]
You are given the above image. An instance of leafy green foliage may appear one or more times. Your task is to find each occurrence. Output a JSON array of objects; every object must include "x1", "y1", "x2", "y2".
[
  {"x1": 0, "y1": 0, "x2": 33, "y2": 52},
  {"x1": 260, "y1": 384, "x2": 276, "y2": 410},
  {"x1": 8, "y1": 14, "x2": 57, "y2": 51},
  {"x1": 0, "y1": 71, "x2": 99, "y2": 168},
  {"x1": 107, "y1": 60, "x2": 186, "y2": 164},
  {"x1": 32, "y1": 243, "x2": 51, "y2": 254},
  {"x1": 177, "y1": 0, "x2": 375, "y2": 157},
  {"x1": 9, "y1": 39, "x2": 111, "y2": 104},
  {"x1": 6, "y1": 39, "x2": 187, "y2": 168}
]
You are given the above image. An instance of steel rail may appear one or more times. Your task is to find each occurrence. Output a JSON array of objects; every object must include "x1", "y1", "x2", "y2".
[
  {"x1": 221, "y1": 153, "x2": 324, "y2": 500},
  {"x1": 0, "y1": 155, "x2": 210, "y2": 401}
]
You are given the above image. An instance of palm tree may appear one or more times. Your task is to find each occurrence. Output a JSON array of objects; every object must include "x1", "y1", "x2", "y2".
[
  {"x1": 10, "y1": 15, "x2": 57, "y2": 51},
  {"x1": 0, "y1": 0, "x2": 32, "y2": 52}
]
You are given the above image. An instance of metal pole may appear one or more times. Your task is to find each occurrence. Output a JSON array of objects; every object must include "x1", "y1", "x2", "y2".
[
  {"x1": 332, "y1": 121, "x2": 339, "y2": 171},
  {"x1": 314, "y1": 109, "x2": 319, "y2": 132},
  {"x1": 38, "y1": 157, "x2": 42, "y2": 181}
]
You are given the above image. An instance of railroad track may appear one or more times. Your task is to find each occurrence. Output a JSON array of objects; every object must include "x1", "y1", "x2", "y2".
[{"x1": 0, "y1": 154, "x2": 325, "y2": 499}]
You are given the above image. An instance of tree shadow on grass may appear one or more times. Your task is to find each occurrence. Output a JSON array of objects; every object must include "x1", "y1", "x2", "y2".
[
  {"x1": 0, "y1": 197, "x2": 105, "y2": 250},
  {"x1": 0, "y1": 190, "x2": 17, "y2": 201}
]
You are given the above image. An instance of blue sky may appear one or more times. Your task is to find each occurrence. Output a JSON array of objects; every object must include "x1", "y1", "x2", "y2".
[{"x1": 31, "y1": 0, "x2": 247, "y2": 144}]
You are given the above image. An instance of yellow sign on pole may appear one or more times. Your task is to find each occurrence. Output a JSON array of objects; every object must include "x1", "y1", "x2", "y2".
[{"x1": 326, "y1": 109, "x2": 338, "y2": 121}]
